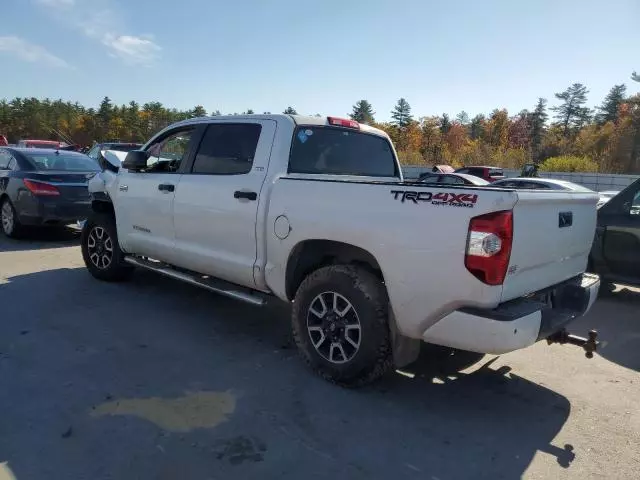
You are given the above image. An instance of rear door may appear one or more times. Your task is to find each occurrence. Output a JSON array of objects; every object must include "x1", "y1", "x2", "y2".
[
  {"x1": 600, "y1": 183, "x2": 640, "y2": 279},
  {"x1": 114, "y1": 126, "x2": 198, "y2": 262},
  {"x1": 172, "y1": 120, "x2": 276, "y2": 288}
]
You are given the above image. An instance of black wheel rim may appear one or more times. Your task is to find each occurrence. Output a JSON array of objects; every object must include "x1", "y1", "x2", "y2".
[
  {"x1": 306, "y1": 291, "x2": 361, "y2": 364},
  {"x1": 87, "y1": 226, "x2": 113, "y2": 269}
]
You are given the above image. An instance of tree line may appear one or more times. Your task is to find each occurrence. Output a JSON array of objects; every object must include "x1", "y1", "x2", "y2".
[{"x1": 1, "y1": 73, "x2": 639, "y2": 173}]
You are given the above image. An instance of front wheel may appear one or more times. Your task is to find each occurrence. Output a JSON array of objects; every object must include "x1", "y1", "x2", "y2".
[
  {"x1": 81, "y1": 213, "x2": 133, "y2": 281},
  {"x1": 292, "y1": 265, "x2": 392, "y2": 387}
]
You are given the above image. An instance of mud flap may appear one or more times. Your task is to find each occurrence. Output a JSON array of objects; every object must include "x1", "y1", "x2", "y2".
[{"x1": 389, "y1": 308, "x2": 421, "y2": 368}]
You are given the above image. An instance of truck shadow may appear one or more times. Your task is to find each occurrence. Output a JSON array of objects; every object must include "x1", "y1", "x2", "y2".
[
  {"x1": 1, "y1": 267, "x2": 574, "y2": 480},
  {"x1": 572, "y1": 286, "x2": 640, "y2": 372},
  {"x1": 0, "y1": 227, "x2": 80, "y2": 253}
]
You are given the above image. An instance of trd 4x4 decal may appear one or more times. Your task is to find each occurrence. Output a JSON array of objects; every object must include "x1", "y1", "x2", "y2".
[{"x1": 390, "y1": 190, "x2": 478, "y2": 208}]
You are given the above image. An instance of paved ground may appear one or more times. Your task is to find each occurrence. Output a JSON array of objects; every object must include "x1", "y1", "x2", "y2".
[{"x1": 1, "y1": 230, "x2": 639, "y2": 480}]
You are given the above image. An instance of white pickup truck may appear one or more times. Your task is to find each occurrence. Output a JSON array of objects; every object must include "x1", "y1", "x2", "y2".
[{"x1": 83, "y1": 114, "x2": 600, "y2": 386}]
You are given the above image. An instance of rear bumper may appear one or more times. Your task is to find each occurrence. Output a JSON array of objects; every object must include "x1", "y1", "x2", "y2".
[
  {"x1": 17, "y1": 197, "x2": 92, "y2": 226},
  {"x1": 421, "y1": 273, "x2": 600, "y2": 354}
]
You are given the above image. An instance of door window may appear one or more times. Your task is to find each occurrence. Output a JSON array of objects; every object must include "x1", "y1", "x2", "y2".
[
  {"x1": 87, "y1": 145, "x2": 100, "y2": 159},
  {"x1": 191, "y1": 124, "x2": 261, "y2": 175},
  {"x1": 146, "y1": 128, "x2": 195, "y2": 173},
  {"x1": 440, "y1": 175, "x2": 464, "y2": 184},
  {"x1": 630, "y1": 191, "x2": 640, "y2": 216},
  {"x1": 0, "y1": 151, "x2": 11, "y2": 169}
]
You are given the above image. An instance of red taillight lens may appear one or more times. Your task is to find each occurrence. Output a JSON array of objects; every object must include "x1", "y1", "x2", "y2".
[
  {"x1": 23, "y1": 179, "x2": 60, "y2": 196},
  {"x1": 327, "y1": 117, "x2": 360, "y2": 129},
  {"x1": 465, "y1": 210, "x2": 513, "y2": 286}
]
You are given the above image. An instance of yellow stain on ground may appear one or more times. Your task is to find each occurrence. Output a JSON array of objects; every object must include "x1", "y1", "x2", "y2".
[{"x1": 90, "y1": 391, "x2": 236, "y2": 432}]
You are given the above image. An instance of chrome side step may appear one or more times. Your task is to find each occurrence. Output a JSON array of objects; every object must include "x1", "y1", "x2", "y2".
[{"x1": 124, "y1": 256, "x2": 267, "y2": 306}]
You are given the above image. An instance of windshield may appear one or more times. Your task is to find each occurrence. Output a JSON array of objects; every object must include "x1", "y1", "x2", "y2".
[
  {"x1": 288, "y1": 127, "x2": 398, "y2": 177},
  {"x1": 27, "y1": 152, "x2": 100, "y2": 171}
]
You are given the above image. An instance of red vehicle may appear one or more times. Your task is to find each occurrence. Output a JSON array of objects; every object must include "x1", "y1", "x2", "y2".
[
  {"x1": 0, "y1": 135, "x2": 8, "y2": 146},
  {"x1": 17, "y1": 139, "x2": 67, "y2": 149},
  {"x1": 454, "y1": 165, "x2": 505, "y2": 182}
]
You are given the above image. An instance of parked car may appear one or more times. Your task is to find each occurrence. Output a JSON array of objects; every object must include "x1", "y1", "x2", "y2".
[
  {"x1": 0, "y1": 147, "x2": 99, "y2": 237},
  {"x1": 417, "y1": 172, "x2": 490, "y2": 186},
  {"x1": 596, "y1": 190, "x2": 620, "y2": 209},
  {"x1": 0, "y1": 135, "x2": 8, "y2": 147},
  {"x1": 17, "y1": 139, "x2": 68, "y2": 149},
  {"x1": 491, "y1": 177, "x2": 593, "y2": 192},
  {"x1": 589, "y1": 178, "x2": 640, "y2": 290},
  {"x1": 454, "y1": 166, "x2": 505, "y2": 182},
  {"x1": 82, "y1": 114, "x2": 600, "y2": 386},
  {"x1": 431, "y1": 164, "x2": 455, "y2": 174},
  {"x1": 86, "y1": 142, "x2": 142, "y2": 163}
]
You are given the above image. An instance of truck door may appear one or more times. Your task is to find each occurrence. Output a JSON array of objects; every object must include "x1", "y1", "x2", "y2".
[
  {"x1": 601, "y1": 183, "x2": 640, "y2": 279},
  {"x1": 172, "y1": 120, "x2": 276, "y2": 288},
  {"x1": 115, "y1": 126, "x2": 198, "y2": 262}
]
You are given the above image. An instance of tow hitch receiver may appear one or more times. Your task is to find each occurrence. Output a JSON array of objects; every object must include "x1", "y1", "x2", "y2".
[{"x1": 547, "y1": 329, "x2": 599, "y2": 358}]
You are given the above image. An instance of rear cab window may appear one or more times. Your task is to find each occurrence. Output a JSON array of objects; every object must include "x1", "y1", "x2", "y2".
[
  {"x1": 489, "y1": 168, "x2": 504, "y2": 178},
  {"x1": 288, "y1": 126, "x2": 398, "y2": 178}
]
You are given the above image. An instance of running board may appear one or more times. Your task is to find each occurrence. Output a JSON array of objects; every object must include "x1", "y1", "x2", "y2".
[{"x1": 124, "y1": 256, "x2": 267, "y2": 306}]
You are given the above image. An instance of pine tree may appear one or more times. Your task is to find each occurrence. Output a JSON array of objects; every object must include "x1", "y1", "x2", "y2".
[
  {"x1": 469, "y1": 114, "x2": 485, "y2": 140},
  {"x1": 439, "y1": 113, "x2": 452, "y2": 134},
  {"x1": 244, "y1": 109, "x2": 255, "y2": 114},
  {"x1": 390, "y1": 98, "x2": 412, "y2": 128},
  {"x1": 551, "y1": 83, "x2": 592, "y2": 136},
  {"x1": 283, "y1": 106, "x2": 298, "y2": 115},
  {"x1": 530, "y1": 98, "x2": 548, "y2": 161},
  {"x1": 349, "y1": 100, "x2": 375, "y2": 124},
  {"x1": 190, "y1": 105, "x2": 207, "y2": 118},
  {"x1": 456, "y1": 111, "x2": 470, "y2": 125},
  {"x1": 595, "y1": 85, "x2": 626, "y2": 125}
]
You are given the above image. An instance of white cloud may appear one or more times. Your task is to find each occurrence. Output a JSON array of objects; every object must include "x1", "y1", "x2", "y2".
[
  {"x1": 35, "y1": 0, "x2": 161, "y2": 66},
  {"x1": 102, "y1": 34, "x2": 162, "y2": 66},
  {"x1": 0, "y1": 35, "x2": 70, "y2": 68}
]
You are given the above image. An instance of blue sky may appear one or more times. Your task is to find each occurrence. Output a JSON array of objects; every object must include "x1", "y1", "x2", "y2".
[{"x1": 1, "y1": 0, "x2": 639, "y2": 121}]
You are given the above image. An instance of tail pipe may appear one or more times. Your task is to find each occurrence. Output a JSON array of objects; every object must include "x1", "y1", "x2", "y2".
[{"x1": 547, "y1": 329, "x2": 599, "y2": 359}]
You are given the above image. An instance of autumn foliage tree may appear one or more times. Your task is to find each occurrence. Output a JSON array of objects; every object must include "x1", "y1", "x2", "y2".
[{"x1": 1, "y1": 74, "x2": 639, "y2": 173}]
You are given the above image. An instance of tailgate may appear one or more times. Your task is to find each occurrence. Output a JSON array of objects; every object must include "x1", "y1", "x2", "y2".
[{"x1": 501, "y1": 190, "x2": 598, "y2": 302}]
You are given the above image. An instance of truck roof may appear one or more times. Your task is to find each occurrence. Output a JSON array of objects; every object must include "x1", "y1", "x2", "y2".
[{"x1": 169, "y1": 114, "x2": 388, "y2": 138}]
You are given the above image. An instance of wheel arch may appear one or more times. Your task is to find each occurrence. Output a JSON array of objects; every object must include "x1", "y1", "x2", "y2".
[
  {"x1": 91, "y1": 196, "x2": 115, "y2": 216},
  {"x1": 284, "y1": 239, "x2": 384, "y2": 301}
]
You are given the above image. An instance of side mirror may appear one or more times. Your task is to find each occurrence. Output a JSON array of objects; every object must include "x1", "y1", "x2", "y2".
[{"x1": 122, "y1": 150, "x2": 149, "y2": 172}]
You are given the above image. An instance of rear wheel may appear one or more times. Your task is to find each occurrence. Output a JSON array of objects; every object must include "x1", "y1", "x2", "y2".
[
  {"x1": 1, "y1": 197, "x2": 23, "y2": 238},
  {"x1": 292, "y1": 265, "x2": 392, "y2": 387},
  {"x1": 81, "y1": 213, "x2": 133, "y2": 281}
]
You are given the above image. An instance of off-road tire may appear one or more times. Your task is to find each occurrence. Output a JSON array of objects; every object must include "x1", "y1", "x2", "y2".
[
  {"x1": 1, "y1": 197, "x2": 24, "y2": 238},
  {"x1": 81, "y1": 212, "x2": 133, "y2": 282},
  {"x1": 292, "y1": 264, "x2": 392, "y2": 387}
]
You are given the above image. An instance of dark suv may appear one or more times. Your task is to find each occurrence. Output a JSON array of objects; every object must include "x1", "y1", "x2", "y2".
[{"x1": 589, "y1": 178, "x2": 640, "y2": 290}]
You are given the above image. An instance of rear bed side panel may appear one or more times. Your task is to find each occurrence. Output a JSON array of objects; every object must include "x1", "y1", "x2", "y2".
[
  {"x1": 501, "y1": 191, "x2": 598, "y2": 302},
  {"x1": 264, "y1": 178, "x2": 517, "y2": 338}
]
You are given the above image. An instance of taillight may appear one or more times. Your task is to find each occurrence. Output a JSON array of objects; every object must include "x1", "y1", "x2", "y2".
[
  {"x1": 465, "y1": 210, "x2": 513, "y2": 285},
  {"x1": 23, "y1": 179, "x2": 60, "y2": 196},
  {"x1": 327, "y1": 117, "x2": 360, "y2": 129}
]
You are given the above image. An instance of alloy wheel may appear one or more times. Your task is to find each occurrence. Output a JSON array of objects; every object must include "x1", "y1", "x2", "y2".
[
  {"x1": 1, "y1": 202, "x2": 14, "y2": 235},
  {"x1": 306, "y1": 291, "x2": 362, "y2": 364},
  {"x1": 87, "y1": 226, "x2": 114, "y2": 269}
]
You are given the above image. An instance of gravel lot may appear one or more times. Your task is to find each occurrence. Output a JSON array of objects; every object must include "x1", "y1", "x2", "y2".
[{"x1": 1, "y1": 230, "x2": 639, "y2": 480}]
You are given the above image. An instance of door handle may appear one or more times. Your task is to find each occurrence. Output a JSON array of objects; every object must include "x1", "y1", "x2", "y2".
[
  {"x1": 234, "y1": 190, "x2": 257, "y2": 201},
  {"x1": 158, "y1": 183, "x2": 175, "y2": 193}
]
